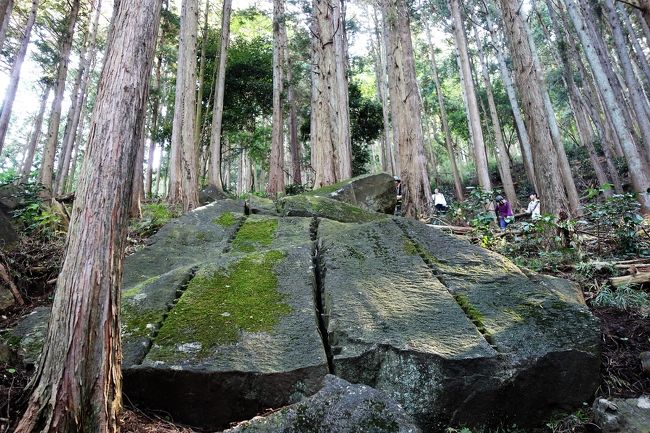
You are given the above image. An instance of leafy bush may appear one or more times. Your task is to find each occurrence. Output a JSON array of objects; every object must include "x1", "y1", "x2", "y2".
[
  {"x1": 593, "y1": 285, "x2": 649, "y2": 310},
  {"x1": 284, "y1": 183, "x2": 306, "y2": 196},
  {"x1": 129, "y1": 203, "x2": 179, "y2": 237}
]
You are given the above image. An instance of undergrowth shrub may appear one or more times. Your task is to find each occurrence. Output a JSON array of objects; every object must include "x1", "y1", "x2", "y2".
[
  {"x1": 129, "y1": 202, "x2": 180, "y2": 238},
  {"x1": 593, "y1": 285, "x2": 649, "y2": 310}
]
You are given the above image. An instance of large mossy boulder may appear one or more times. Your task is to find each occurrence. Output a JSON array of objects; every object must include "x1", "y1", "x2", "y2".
[
  {"x1": 9, "y1": 193, "x2": 600, "y2": 432},
  {"x1": 225, "y1": 375, "x2": 421, "y2": 433},
  {"x1": 305, "y1": 172, "x2": 396, "y2": 214}
]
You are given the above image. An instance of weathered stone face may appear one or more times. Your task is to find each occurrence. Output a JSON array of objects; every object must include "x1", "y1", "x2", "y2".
[{"x1": 8, "y1": 189, "x2": 600, "y2": 432}]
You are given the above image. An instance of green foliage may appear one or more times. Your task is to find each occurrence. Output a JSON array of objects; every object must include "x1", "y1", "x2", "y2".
[
  {"x1": 349, "y1": 81, "x2": 383, "y2": 176},
  {"x1": 448, "y1": 188, "x2": 497, "y2": 247},
  {"x1": 130, "y1": 203, "x2": 179, "y2": 238},
  {"x1": 7, "y1": 181, "x2": 65, "y2": 239},
  {"x1": 284, "y1": 184, "x2": 306, "y2": 196},
  {"x1": 583, "y1": 190, "x2": 645, "y2": 254},
  {"x1": 593, "y1": 285, "x2": 649, "y2": 310}
]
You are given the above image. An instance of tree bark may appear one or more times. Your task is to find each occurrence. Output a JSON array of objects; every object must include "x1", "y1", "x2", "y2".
[
  {"x1": 56, "y1": 0, "x2": 103, "y2": 196},
  {"x1": 497, "y1": 0, "x2": 569, "y2": 215},
  {"x1": 619, "y1": 3, "x2": 650, "y2": 93},
  {"x1": 19, "y1": 86, "x2": 50, "y2": 184},
  {"x1": 382, "y1": 0, "x2": 432, "y2": 217},
  {"x1": 449, "y1": 0, "x2": 491, "y2": 192},
  {"x1": 39, "y1": 0, "x2": 81, "y2": 196},
  {"x1": 207, "y1": 0, "x2": 232, "y2": 191},
  {"x1": 311, "y1": 0, "x2": 352, "y2": 187},
  {"x1": 473, "y1": 23, "x2": 517, "y2": 206},
  {"x1": 0, "y1": 0, "x2": 38, "y2": 157},
  {"x1": 566, "y1": 0, "x2": 650, "y2": 211},
  {"x1": 268, "y1": 0, "x2": 286, "y2": 196},
  {"x1": 0, "y1": 0, "x2": 12, "y2": 52},
  {"x1": 286, "y1": 38, "x2": 302, "y2": 185},
  {"x1": 486, "y1": 12, "x2": 538, "y2": 193},
  {"x1": 14, "y1": 0, "x2": 162, "y2": 431},
  {"x1": 603, "y1": 0, "x2": 650, "y2": 157},
  {"x1": 370, "y1": 5, "x2": 395, "y2": 175},
  {"x1": 168, "y1": 0, "x2": 200, "y2": 211},
  {"x1": 424, "y1": 17, "x2": 463, "y2": 200}
]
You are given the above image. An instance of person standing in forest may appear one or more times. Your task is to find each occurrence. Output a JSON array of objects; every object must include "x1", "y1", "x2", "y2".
[
  {"x1": 495, "y1": 195, "x2": 514, "y2": 230},
  {"x1": 432, "y1": 188, "x2": 447, "y2": 213},
  {"x1": 524, "y1": 193, "x2": 541, "y2": 220}
]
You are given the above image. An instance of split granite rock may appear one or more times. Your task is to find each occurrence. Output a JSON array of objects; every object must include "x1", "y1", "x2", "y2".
[
  {"x1": 224, "y1": 375, "x2": 421, "y2": 433},
  {"x1": 8, "y1": 187, "x2": 601, "y2": 432}
]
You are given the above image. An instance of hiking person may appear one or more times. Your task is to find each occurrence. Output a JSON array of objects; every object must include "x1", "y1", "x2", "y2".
[
  {"x1": 495, "y1": 195, "x2": 514, "y2": 230},
  {"x1": 394, "y1": 176, "x2": 402, "y2": 216},
  {"x1": 524, "y1": 193, "x2": 541, "y2": 220},
  {"x1": 432, "y1": 188, "x2": 448, "y2": 213}
]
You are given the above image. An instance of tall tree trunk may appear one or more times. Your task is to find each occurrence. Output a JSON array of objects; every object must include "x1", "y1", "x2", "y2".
[
  {"x1": 207, "y1": 0, "x2": 232, "y2": 191},
  {"x1": 525, "y1": 8, "x2": 581, "y2": 214},
  {"x1": 0, "y1": 0, "x2": 38, "y2": 157},
  {"x1": 473, "y1": 23, "x2": 517, "y2": 206},
  {"x1": 168, "y1": 0, "x2": 200, "y2": 211},
  {"x1": 543, "y1": 0, "x2": 612, "y2": 193},
  {"x1": 19, "y1": 86, "x2": 50, "y2": 183},
  {"x1": 566, "y1": 0, "x2": 650, "y2": 211},
  {"x1": 497, "y1": 0, "x2": 569, "y2": 215},
  {"x1": 286, "y1": 40, "x2": 302, "y2": 185},
  {"x1": 370, "y1": 5, "x2": 394, "y2": 175},
  {"x1": 603, "y1": 0, "x2": 650, "y2": 157},
  {"x1": 39, "y1": 0, "x2": 81, "y2": 196},
  {"x1": 382, "y1": 0, "x2": 432, "y2": 217},
  {"x1": 130, "y1": 134, "x2": 145, "y2": 218},
  {"x1": 449, "y1": 0, "x2": 490, "y2": 191},
  {"x1": 194, "y1": 0, "x2": 209, "y2": 148},
  {"x1": 0, "y1": 0, "x2": 12, "y2": 52},
  {"x1": 486, "y1": 11, "x2": 537, "y2": 192},
  {"x1": 56, "y1": 0, "x2": 103, "y2": 196},
  {"x1": 311, "y1": 0, "x2": 352, "y2": 187},
  {"x1": 14, "y1": 0, "x2": 162, "y2": 431},
  {"x1": 424, "y1": 17, "x2": 463, "y2": 200},
  {"x1": 619, "y1": 3, "x2": 650, "y2": 93},
  {"x1": 268, "y1": 0, "x2": 286, "y2": 195},
  {"x1": 147, "y1": 50, "x2": 163, "y2": 197}
]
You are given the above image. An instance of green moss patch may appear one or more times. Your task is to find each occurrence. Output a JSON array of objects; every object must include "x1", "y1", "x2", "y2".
[
  {"x1": 454, "y1": 294, "x2": 489, "y2": 336},
  {"x1": 121, "y1": 306, "x2": 163, "y2": 339},
  {"x1": 232, "y1": 218, "x2": 278, "y2": 252},
  {"x1": 213, "y1": 212, "x2": 237, "y2": 227},
  {"x1": 304, "y1": 180, "x2": 349, "y2": 197},
  {"x1": 152, "y1": 251, "x2": 291, "y2": 360},
  {"x1": 122, "y1": 276, "x2": 160, "y2": 299},
  {"x1": 403, "y1": 239, "x2": 419, "y2": 256}
]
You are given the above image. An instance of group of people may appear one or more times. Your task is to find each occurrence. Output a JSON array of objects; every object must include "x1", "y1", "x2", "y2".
[
  {"x1": 495, "y1": 193, "x2": 541, "y2": 229},
  {"x1": 394, "y1": 176, "x2": 542, "y2": 229}
]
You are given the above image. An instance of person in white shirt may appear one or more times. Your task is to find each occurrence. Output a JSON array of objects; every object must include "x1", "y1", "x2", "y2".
[
  {"x1": 525, "y1": 193, "x2": 541, "y2": 220},
  {"x1": 433, "y1": 188, "x2": 447, "y2": 213}
]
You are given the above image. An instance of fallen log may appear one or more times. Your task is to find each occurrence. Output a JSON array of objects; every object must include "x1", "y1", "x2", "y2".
[
  {"x1": 609, "y1": 271, "x2": 650, "y2": 287},
  {"x1": 0, "y1": 262, "x2": 25, "y2": 305},
  {"x1": 427, "y1": 224, "x2": 474, "y2": 235}
]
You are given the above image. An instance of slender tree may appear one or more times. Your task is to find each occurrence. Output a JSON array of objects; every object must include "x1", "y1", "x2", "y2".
[
  {"x1": 207, "y1": 0, "x2": 232, "y2": 191},
  {"x1": 268, "y1": 0, "x2": 286, "y2": 195},
  {"x1": 286, "y1": 35, "x2": 302, "y2": 184},
  {"x1": 14, "y1": 0, "x2": 162, "y2": 430},
  {"x1": 39, "y1": 0, "x2": 82, "y2": 196},
  {"x1": 168, "y1": 0, "x2": 200, "y2": 211},
  {"x1": 0, "y1": 0, "x2": 12, "y2": 51},
  {"x1": 449, "y1": 0, "x2": 491, "y2": 192},
  {"x1": 0, "y1": 0, "x2": 39, "y2": 157},
  {"x1": 565, "y1": 0, "x2": 650, "y2": 211},
  {"x1": 424, "y1": 17, "x2": 463, "y2": 200},
  {"x1": 19, "y1": 86, "x2": 50, "y2": 184}
]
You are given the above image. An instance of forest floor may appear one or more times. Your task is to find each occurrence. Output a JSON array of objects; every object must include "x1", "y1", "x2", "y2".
[{"x1": 1, "y1": 214, "x2": 649, "y2": 433}]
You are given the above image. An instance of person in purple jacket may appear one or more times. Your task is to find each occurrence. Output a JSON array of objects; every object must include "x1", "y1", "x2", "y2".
[{"x1": 494, "y1": 195, "x2": 514, "y2": 230}]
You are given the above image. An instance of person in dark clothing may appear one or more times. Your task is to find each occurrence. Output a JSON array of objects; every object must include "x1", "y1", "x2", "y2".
[
  {"x1": 394, "y1": 176, "x2": 402, "y2": 216},
  {"x1": 494, "y1": 195, "x2": 514, "y2": 230}
]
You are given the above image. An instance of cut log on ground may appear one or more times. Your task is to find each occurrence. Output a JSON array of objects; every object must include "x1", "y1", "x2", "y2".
[
  {"x1": 610, "y1": 271, "x2": 650, "y2": 287},
  {"x1": 427, "y1": 224, "x2": 474, "y2": 235}
]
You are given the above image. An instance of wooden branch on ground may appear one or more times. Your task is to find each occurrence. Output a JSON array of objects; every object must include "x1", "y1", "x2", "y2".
[
  {"x1": 0, "y1": 262, "x2": 25, "y2": 305},
  {"x1": 610, "y1": 271, "x2": 650, "y2": 287},
  {"x1": 428, "y1": 224, "x2": 474, "y2": 234}
]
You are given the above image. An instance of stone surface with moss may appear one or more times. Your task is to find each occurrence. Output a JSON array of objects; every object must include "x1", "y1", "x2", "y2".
[
  {"x1": 305, "y1": 173, "x2": 397, "y2": 214},
  {"x1": 279, "y1": 194, "x2": 387, "y2": 223},
  {"x1": 224, "y1": 375, "x2": 420, "y2": 433},
  {"x1": 122, "y1": 199, "x2": 245, "y2": 289}
]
